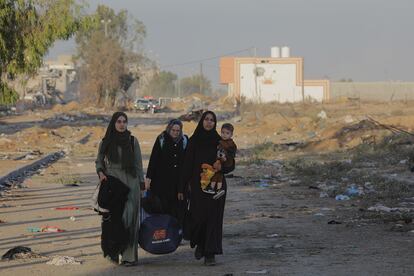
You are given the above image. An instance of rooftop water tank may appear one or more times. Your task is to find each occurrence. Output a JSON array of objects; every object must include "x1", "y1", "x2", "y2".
[
  {"x1": 281, "y1": 46, "x2": 290, "y2": 58},
  {"x1": 271, "y1": 47, "x2": 280, "y2": 58}
]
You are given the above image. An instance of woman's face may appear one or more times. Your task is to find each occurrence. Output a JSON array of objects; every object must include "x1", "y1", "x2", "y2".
[
  {"x1": 202, "y1": 113, "x2": 215, "y2": 131},
  {"x1": 169, "y1": 124, "x2": 181, "y2": 139},
  {"x1": 115, "y1": 116, "x2": 127, "y2": 132}
]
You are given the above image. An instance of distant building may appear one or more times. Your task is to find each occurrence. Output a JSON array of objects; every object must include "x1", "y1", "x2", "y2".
[
  {"x1": 220, "y1": 47, "x2": 330, "y2": 103},
  {"x1": 44, "y1": 55, "x2": 77, "y2": 101}
]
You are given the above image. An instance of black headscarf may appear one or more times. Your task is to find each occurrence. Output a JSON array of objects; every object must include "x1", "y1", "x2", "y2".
[
  {"x1": 100, "y1": 112, "x2": 136, "y2": 177},
  {"x1": 191, "y1": 111, "x2": 221, "y2": 146}
]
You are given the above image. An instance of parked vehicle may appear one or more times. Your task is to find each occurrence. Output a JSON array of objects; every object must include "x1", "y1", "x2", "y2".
[
  {"x1": 134, "y1": 98, "x2": 150, "y2": 112},
  {"x1": 148, "y1": 99, "x2": 161, "y2": 113}
]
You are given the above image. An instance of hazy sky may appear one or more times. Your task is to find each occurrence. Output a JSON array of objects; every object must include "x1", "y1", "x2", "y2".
[{"x1": 49, "y1": 0, "x2": 414, "y2": 86}]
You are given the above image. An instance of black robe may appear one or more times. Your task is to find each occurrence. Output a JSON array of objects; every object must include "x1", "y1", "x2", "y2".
[
  {"x1": 179, "y1": 136, "x2": 235, "y2": 256},
  {"x1": 146, "y1": 132, "x2": 187, "y2": 220}
]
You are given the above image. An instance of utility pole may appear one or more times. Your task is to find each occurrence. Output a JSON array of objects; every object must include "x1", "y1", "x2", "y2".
[
  {"x1": 301, "y1": 58, "x2": 305, "y2": 103},
  {"x1": 253, "y1": 47, "x2": 259, "y2": 102},
  {"x1": 199, "y1": 63, "x2": 203, "y2": 94}
]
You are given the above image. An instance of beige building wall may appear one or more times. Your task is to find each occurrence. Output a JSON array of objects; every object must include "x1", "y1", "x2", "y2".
[{"x1": 220, "y1": 56, "x2": 329, "y2": 103}]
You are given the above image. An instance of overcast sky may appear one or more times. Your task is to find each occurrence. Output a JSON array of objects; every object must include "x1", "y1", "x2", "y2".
[{"x1": 48, "y1": 0, "x2": 414, "y2": 86}]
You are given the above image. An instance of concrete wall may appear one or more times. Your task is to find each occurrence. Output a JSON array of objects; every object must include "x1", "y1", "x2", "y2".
[
  {"x1": 240, "y1": 63, "x2": 302, "y2": 103},
  {"x1": 331, "y1": 82, "x2": 414, "y2": 101},
  {"x1": 238, "y1": 63, "x2": 327, "y2": 103}
]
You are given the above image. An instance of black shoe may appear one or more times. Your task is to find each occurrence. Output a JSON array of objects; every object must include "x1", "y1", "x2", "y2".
[
  {"x1": 204, "y1": 255, "x2": 216, "y2": 266},
  {"x1": 213, "y1": 189, "x2": 225, "y2": 200},
  {"x1": 121, "y1": 261, "x2": 138, "y2": 266},
  {"x1": 195, "y1": 245, "x2": 204, "y2": 260}
]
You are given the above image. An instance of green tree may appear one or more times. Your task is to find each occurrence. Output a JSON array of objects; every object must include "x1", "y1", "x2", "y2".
[
  {"x1": 180, "y1": 74, "x2": 212, "y2": 96},
  {"x1": 0, "y1": 0, "x2": 86, "y2": 105},
  {"x1": 75, "y1": 5, "x2": 147, "y2": 106},
  {"x1": 143, "y1": 71, "x2": 177, "y2": 97}
]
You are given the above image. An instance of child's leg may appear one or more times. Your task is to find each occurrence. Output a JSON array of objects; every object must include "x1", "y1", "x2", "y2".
[
  {"x1": 213, "y1": 174, "x2": 226, "y2": 200},
  {"x1": 210, "y1": 174, "x2": 219, "y2": 189},
  {"x1": 216, "y1": 173, "x2": 223, "y2": 190}
]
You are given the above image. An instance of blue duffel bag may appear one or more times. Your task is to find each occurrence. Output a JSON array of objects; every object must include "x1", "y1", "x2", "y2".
[{"x1": 138, "y1": 214, "x2": 182, "y2": 255}]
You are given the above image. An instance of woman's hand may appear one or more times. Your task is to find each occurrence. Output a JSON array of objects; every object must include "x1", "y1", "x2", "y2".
[
  {"x1": 177, "y1": 193, "x2": 184, "y2": 201},
  {"x1": 144, "y1": 178, "x2": 151, "y2": 190},
  {"x1": 98, "y1": 171, "x2": 107, "y2": 182},
  {"x1": 213, "y1": 161, "x2": 222, "y2": 172}
]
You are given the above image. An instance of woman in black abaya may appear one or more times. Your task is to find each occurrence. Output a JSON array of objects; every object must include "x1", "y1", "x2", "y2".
[
  {"x1": 178, "y1": 111, "x2": 235, "y2": 266},
  {"x1": 145, "y1": 119, "x2": 188, "y2": 222}
]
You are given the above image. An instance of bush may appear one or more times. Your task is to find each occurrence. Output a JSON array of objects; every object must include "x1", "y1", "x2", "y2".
[{"x1": 0, "y1": 83, "x2": 19, "y2": 105}]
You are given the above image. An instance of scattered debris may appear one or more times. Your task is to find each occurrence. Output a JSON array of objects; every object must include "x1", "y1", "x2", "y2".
[
  {"x1": 344, "y1": 184, "x2": 364, "y2": 197},
  {"x1": 27, "y1": 226, "x2": 65, "y2": 233},
  {"x1": 335, "y1": 195, "x2": 350, "y2": 201},
  {"x1": 246, "y1": 270, "x2": 269, "y2": 274},
  {"x1": 77, "y1": 133, "x2": 91, "y2": 145},
  {"x1": 317, "y1": 110, "x2": 327, "y2": 120},
  {"x1": 2, "y1": 246, "x2": 44, "y2": 260},
  {"x1": 50, "y1": 130, "x2": 65, "y2": 139},
  {"x1": 319, "y1": 192, "x2": 329, "y2": 198},
  {"x1": 367, "y1": 204, "x2": 411, "y2": 213},
  {"x1": 46, "y1": 256, "x2": 82, "y2": 266},
  {"x1": 14, "y1": 150, "x2": 43, "y2": 161},
  {"x1": 344, "y1": 115, "x2": 354, "y2": 124},
  {"x1": 268, "y1": 214, "x2": 284, "y2": 219},
  {"x1": 55, "y1": 206, "x2": 79, "y2": 210},
  {"x1": 308, "y1": 185, "x2": 319, "y2": 190},
  {"x1": 63, "y1": 183, "x2": 80, "y2": 187}
]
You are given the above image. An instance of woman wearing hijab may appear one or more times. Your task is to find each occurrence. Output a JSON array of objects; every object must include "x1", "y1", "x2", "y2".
[
  {"x1": 145, "y1": 119, "x2": 188, "y2": 222},
  {"x1": 95, "y1": 112, "x2": 144, "y2": 266},
  {"x1": 178, "y1": 111, "x2": 235, "y2": 266}
]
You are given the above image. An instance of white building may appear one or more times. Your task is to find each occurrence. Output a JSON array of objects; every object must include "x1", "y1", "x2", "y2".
[{"x1": 220, "y1": 47, "x2": 330, "y2": 103}]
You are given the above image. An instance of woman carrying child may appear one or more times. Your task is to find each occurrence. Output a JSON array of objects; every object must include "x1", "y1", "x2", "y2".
[{"x1": 179, "y1": 111, "x2": 235, "y2": 266}]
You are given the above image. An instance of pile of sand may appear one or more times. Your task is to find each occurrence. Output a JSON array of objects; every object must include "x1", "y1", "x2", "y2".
[
  {"x1": 52, "y1": 101, "x2": 80, "y2": 113},
  {"x1": 183, "y1": 93, "x2": 213, "y2": 102},
  {"x1": 166, "y1": 101, "x2": 188, "y2": 112}
]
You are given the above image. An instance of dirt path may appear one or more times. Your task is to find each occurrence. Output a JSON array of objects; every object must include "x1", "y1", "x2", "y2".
[
  {"x1": 0, "y1": 110, "x2": 413, "y2": 275},
  {"x1": 1, "y1": 154, "x2": 413, "y2": 275}
]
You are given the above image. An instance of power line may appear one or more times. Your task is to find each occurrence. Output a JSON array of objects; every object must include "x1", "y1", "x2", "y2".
[{"x1": 160, "y1": 47, "x2": 254, "y2": 69}]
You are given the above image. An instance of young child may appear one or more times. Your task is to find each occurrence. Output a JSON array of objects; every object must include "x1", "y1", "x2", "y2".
[{"x1": 203, "y1": 123, "x2": 237, "y2": 199}]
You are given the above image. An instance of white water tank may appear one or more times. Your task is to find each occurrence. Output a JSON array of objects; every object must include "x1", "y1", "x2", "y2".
[
  {"x1": 271, "y1": 47, "x2": 280, "y2": 58},
  {"x1": 281, "y1": 46, "x2": 290, "y2": 58}
]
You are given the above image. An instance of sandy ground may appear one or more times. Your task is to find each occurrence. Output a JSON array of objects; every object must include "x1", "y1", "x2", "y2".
[{"x1": 0, "y1": 107, "x2": 414, "y2": 275}]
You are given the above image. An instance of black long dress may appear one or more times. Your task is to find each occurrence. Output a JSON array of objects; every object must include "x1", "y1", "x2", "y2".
[
  {"x1": 146, "y1": 131, "x2": 187, "y2": 219},
  {"x1": 179, "y1": 131, "x2": 235, "y2": 256}
]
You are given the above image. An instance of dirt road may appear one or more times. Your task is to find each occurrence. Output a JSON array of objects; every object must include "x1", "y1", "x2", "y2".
[
  {"x1": 1, "y1": 156, "x2": 413, "y2": 275},
  {"x1": 0, "y1": 110, "x2": 413, "y2": 275}
]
